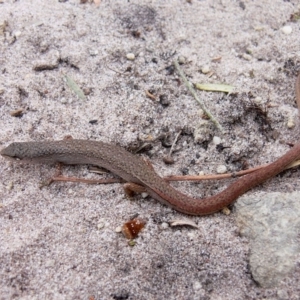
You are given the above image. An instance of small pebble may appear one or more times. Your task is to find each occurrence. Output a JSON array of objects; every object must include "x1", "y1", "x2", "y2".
[
  {"x1": 287, "y1": 117, "x2": 295, "y2": 129},
  {"x1": 115, "y1": 226, "x2": 122, "y2": 233},
  {"x1": 89, "y1": 49, "x2": 98, "y2": 56},
  {"x1": 193, "y1": 120, "x2": 213, "y2": 143},
  {"x1": 160, "y1": 222, "x2": 169, "y2": 230},
  {"x1": 97, "y1": 223, "x2": 105, "y2": 230},
  {"x1": 212, "y1": 136, "x2": 221, "y2": 145},
  {"x1": 201, "y1": 65, "x2": 210, "y2": 74},
  {"x1": 14, "y1": 30, "x2": 22, "y2": 38},
  {"x1": 178, "y1": 55, "x2": 186, "y2": 64},
  {"x1": 198, "y1": 109, "x2": 205, "y2": 117},
  {"x1": 242, "y1": 53, "x2": 252, "y2": 61},
  {"x1": 222, "y1": 207, "x2": 231, "y2": 215},
  {"x1": 126, "y1": 53, "x2": 135, "y2": 60},
  {"x1": 216, "y1": 165, "x2": 227, "y2": 174},
  {"x1": 254, "y1": 96, "x2": 263, "y2": 104},
  {"x1": 45, "y1": 259, "x2": 55, "y2": 267},
  {"x1": 281, "y1": 25, "x2": 292, "y2": 35},
  {"x1": 254, "y1": 26, "x2": 264, "y2": 31}
]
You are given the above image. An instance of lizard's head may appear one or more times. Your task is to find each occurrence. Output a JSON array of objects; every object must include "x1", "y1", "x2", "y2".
[{"x1": 1, "y1": 143, "x2": 27, "y2": 161}]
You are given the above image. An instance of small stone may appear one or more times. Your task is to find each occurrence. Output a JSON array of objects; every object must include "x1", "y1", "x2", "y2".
[
  {"x1": 115, "y1": 226, "x2": 122, "y2": 233},
  {"x1": 287, "y1": 117, "x2": 295, "y2": 129},
  {"x1": 281, "y1": 25, "x2": 292, "y2": 35},
  {"x1": 160, "y1": 222, "x2": 169, "y2": 230},
  {"x1": 193, "y1": 120, "x2": 214, "y2": 143},
  {"x1": 235, "y1": 191, "x2": 300, "y2": 287},
  {"x1": 216, "y1": 165, "x2": 227, "y2": 174},
  {"x1": 126, "y1": 53, "x2": 135, "y2": 60},
  {"x1": 89, "y1": 49, "x2": 98, "y2": 56},
  {"x1": 254, "y1": 96, "x2": 263, "y2": 104},
  {"x1": 242, "y1": 53, "x2": 252, "y2": 61},
  {"x1": 222, "y1": 207, "x2": 231, "y2": 215},
  {"x1": 14, "y1": 31, "x2": 22, "y2": 38},
  {"x1": 254, "y1": 26, "x2": 264, "y2": 31},
  {"x1": 97, "y1": 223, "x2": 105, "y2": 230},
  {"x1": 141, "y1": 192, "x2": 148, "y2": 198},
  {"x1": 201, "y1": 65, "x2": 210, "y2": 74},
  {"x1": 198, "y1": 109, "x2": 205, "y2": 117},
  {"x1": 212, "y1": 136, "x2": 221, "y2": 145},
  {"x1": 178, "y1": 55, "x2": 186, "y2": 65}
]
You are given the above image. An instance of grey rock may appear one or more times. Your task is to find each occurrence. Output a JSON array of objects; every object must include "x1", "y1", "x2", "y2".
[{"x1": 235, "y1": 192, "x2": 300, "y2": 287}]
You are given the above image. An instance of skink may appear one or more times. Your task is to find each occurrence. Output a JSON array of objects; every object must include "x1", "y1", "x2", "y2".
[{"x1": 1, "y1": 75, "x2": 300, "y2": 215}]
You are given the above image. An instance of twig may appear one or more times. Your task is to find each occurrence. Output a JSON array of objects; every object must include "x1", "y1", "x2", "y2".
[
  {"x1": 46, "y1": 158, "x2": 300, "y2": 185},
  {"x1": 169, "y1": 130, "x2": 182, "y2": 157},
  {"x1": 163, "y1": 130, "x2": 182, "y2": 164},
  {"x1": 173, "y1": 60, "x2": 223, "y2": 132},
  {"x1": 165, "y1": 163, "x2": 266, "y2": 181},
  {"x1": 165, "y1": 158, "x2": 300, "y2": 181}
]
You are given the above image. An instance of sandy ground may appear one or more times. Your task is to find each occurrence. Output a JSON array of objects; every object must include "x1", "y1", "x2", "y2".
[{"x1": 0, "y1": 0, "x2": 300, "y2": 299}]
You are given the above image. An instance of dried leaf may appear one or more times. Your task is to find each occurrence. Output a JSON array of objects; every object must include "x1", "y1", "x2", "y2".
[
  {"x1": 64, "y1": 74, "x2": 86, "y2": 100},
  {"x1": 122, "y1": 218, "x2": 146, "y2": 239},
  {"x1": 195, "y1": 83, "x2": 234, "y2": 93}
]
